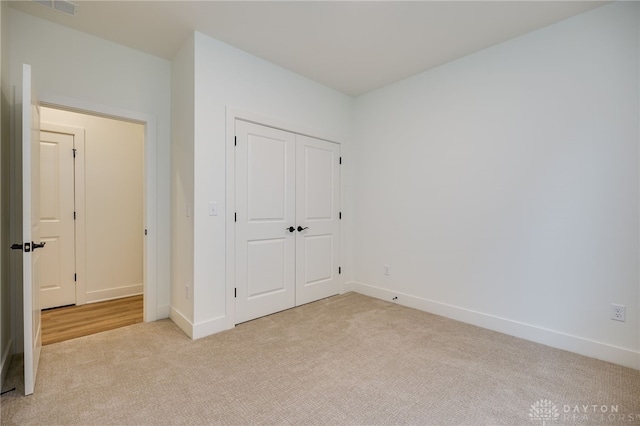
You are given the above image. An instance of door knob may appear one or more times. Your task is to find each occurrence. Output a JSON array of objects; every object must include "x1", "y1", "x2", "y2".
[
  {"x1": 297, "y1": 226, "x2": 309, "y2": 232},
  {"x1": 32, "y1": 242, "x2": 46, "y2": 250},
  {"x1": 10, "y1": 243, "x2": 23, "y2": 250},
  {"x1": 286, "y1": 226, "x2": 295, "y2": 233}
]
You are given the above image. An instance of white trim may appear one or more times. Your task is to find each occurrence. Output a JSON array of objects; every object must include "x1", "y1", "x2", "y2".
[
  {"x1": 72, "y1": 127, "x2": 86, "y2": 306},
  {"x1": 170, "y1": 307, "x2": 193, "y2": 339},
  {"x1": 226, "y1": 108, "x2": 342, "y2": 145},
  {"x1": 224, "y1": 108, "x2": 236, "y2": 331},
  {"x1": 225, "y1": 107, "x2": 344, "y2": 330},
  {"x1": 156, "y1": 304, "x2": 170, "y2": 319},
  {"x1": 192, "y1": 316, "x2": 228, "y2": 340},
  {"x1": 0, "y1": 338, "x2": 13, "y2": 390},
  {"x1": 85, "y1": 284, "x2": 143, "y2": 304},
  {"x1": 38, "y1": 94, "x2": 158, "y2": 323},
  {"x1": 342, "y1": 281, "x2": 354, "y2": 293},
  {"x1": 350, "y1": 281, "x2": 640, "y2": 370}
]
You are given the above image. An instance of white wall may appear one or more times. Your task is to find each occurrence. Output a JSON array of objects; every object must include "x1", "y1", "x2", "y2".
[
  {"x1": 171, "y1": 32, "x2": 354, "y2": 337},
  {"x1": 0, "y1": 0, "x2": 12, "y2": 388},
  {"x1": 7, "y1": 1, "x2": 636, "y2": 370},
  {"x1": 40, "y1": 107, "x2": 144, "y2": 303},
  {"x1": 352, "y1": 1, "x2": 640, "y2": 368},
  {"x1": 170, "y1": 34, "x2": 195, "y2": 328},
  {"x1": 9, "y1": 10, "x2": 171, "y2": 347}
]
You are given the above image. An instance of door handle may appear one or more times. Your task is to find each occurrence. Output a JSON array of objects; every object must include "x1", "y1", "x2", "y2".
[
  {"x1": 297, "y1": 226, "x2": 309, "y2": 232},
  {"x1": 286, "y1": 226, "x2": 295, "y2": 233},
  {"x1": 10, "y1": 242, "x2": 39, "y2": 252},
  {"x1": 32, "y1": 242, "x2": 46, "y2": 250}
]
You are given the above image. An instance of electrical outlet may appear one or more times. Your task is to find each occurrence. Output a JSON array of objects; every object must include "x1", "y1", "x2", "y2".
[
  {"x1": 611, "y1": 303, "x2": 626, "y2": 322},
  {"x1": 384, "y1": 265, "x2": 391, "y2": 276}
]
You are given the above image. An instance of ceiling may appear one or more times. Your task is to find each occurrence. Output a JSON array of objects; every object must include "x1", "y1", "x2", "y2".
[{"x1": 9, "y1": 1, "x2": 608, "y2": 97}]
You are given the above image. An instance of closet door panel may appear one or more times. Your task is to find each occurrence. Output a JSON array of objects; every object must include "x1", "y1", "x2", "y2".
[
  {"x1": 235, "y1": 120, "x2": 296, "y2": 323},
  {"x1": 295, "y1": 135, "x2": 340, "y2": 305}
]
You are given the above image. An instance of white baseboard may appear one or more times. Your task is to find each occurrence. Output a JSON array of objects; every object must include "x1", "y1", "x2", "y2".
[
  {"x1": 170, "y1": 307, "x2": 194, "y2": 339},
  {"x1": 192, "y1": 316, "x2": 229, "y2": 340},
  {"x1": 349, "y1": 281, "x2": 640, "y2": 370},
  {"x1": 169, "y1": 308, "x2": 230, "y2": 340},
  {"x1": 86, "y1": 284, "x2": 144, "y2": 304},
  {"x1": 156, "y1": 304, "x2": 170, "y2": 320},
  {"x1": 1, "y1": 338, "x2": 14, "y2": 390}
]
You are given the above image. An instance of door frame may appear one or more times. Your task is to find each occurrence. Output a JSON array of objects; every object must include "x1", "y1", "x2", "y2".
[
  {"x1": 225, "y1": 108, "x2": 342, "y2": 329},
  {"x1": 38, "y1": 95, "x2": 158, "y2": 323}
]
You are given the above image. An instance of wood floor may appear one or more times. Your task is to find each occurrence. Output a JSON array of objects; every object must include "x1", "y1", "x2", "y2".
[{"x1": 41, "y1": 295, "x2": 143, "y2": 346}]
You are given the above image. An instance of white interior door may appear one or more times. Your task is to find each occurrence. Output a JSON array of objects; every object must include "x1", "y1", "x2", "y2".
[
  {"x1": 295, "y1": 135, "x2": 340, "y2": 305},
  {"x1": 39, "y1": 127, "x2": 77, "y2": 309},
  {"x1": 235, "y1": 120, "x2": 296, "y2": 324},
  {"x1": 234, "y1": 120, "x2": 341, "y2": 324},
  {"x1": 22, "y1": 63, "x2": 43, "y2": 396}
]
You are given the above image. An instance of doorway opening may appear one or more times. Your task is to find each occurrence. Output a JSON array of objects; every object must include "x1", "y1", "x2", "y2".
[
  {"x1": 41, "y1": 295, "x2": 142, "y2": 345},
  {"x1": 38, "y1": 106, "x2": 145, "y2": 344}
]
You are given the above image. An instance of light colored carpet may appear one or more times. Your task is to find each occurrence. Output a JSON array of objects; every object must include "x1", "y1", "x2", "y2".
[{"x1": 1, "y1": 292, "x2": 639, "y2": 425}]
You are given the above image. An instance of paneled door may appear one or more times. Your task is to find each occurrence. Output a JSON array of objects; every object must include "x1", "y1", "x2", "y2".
[
  {"x1": 235, "y1": 120, "x2": 297, "y2": 324},
  {"x1": 235, "y1": 120, "x2": 340, "y2": 324},
  {"x1": 39, "y1": 126, "x2": 77, "y2": 309},
  {"x1": 295, "y1": 135, "x2": 340, "y2": 305}
]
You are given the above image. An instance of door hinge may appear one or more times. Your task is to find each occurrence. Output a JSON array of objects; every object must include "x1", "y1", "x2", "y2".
[
  {"x1": 339, "y1": 157, "x2": 342, "y2": 164},
  {"x1": 234, "y1": 212, "x2": 237, "y2": 222},
  {"x1": 74, "y1": 273, "x2": 77, "y2": 282},
  {"x1": 339, "y1": 266, "x2": 342, "y2": 275},
  {"x1": 144, "y1": 229, "x2": 148, "y2": 236},
  {"x1": 73, "y1": 211, "x2": 76, "y2": 220},
  {"x1": 234, "y1": 288, "x2": 237, "y2": 298},
  {"x1": 339, "y1": 212, "x2": 342, "y2": 220},
  {"x1": 234, "y1": 136, "x2": 237, "y2": 147},
  {"x1": 72, "y1": 148, "x2": 77, "y2": 158}
]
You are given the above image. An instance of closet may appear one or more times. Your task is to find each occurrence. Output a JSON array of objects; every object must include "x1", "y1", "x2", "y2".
[{"x1": 234, "y1": 120, "x2": 341, "y2": 323}]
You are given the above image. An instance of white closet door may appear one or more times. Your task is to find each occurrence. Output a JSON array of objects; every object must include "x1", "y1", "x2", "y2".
[
  {"x1": 39, "y1": 129, "x2": 76, "y2": 309},
  {"x1": 295, "y1": 135, "x2": 340, "y2": 305},
  {"x1": 235, "y1": 120, "x2": 296, "y2": 324}
]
